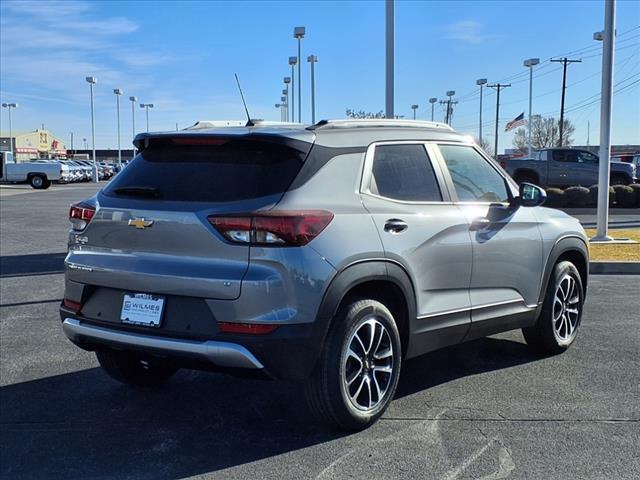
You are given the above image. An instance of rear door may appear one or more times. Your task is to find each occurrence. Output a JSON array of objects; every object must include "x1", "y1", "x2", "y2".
[
  {"x1": 433, "y1": 143, "x2": 543, "y2": 339},
  {"x1": 67, "y1": 135, "x2": 311, "y2": 300},
  {"x1": 360, "y1": 142, "x2": 473, "y2": 355}
]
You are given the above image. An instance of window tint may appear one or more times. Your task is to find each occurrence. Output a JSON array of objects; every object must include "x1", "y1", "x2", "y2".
[
  {"x1": 104, "y1": 140, "x2": 306, "y2": 202},
  {"x1": 370, "y1": 144, "x2": 442, "y2": 202},
  {"x1": 439, "y1": 144, "x2": 510, "y2": 203}
]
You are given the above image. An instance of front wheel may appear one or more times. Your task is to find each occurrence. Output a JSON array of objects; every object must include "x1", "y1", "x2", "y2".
[
  {"x1": 305, "y1": 299, "x2": 402, "y2": 431},
  {"x1": 522, "y1": 260, "x2": 584, "y2": 354},
  {"x1": 96, "y1": 351, "x2": 178, "y2": 387}
]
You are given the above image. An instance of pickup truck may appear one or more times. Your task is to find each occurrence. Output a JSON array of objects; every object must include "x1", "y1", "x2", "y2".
[
  {"x1": 502, "y1": 148, "x2": 636, "y2": 188},
  {"x1": 0, "y1": 152, "x2": 64, "y2": 189}
]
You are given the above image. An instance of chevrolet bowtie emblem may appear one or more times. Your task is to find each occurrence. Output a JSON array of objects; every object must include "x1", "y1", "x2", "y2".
[{"x1": 128, "y1": 218, "x2": 154, "y2": 229}]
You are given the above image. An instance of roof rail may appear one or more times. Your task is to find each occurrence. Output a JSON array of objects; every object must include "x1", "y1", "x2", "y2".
[
  {"x1": 307, "y1": 118, "x2": 455, "y2": 131},
  {"x1": 185, "y1": 120, "x2": 306, "y2": 130}
]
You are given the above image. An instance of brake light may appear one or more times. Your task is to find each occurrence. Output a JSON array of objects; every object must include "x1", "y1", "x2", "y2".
[
  {"x1": 63, "y1": 298, "x2": 82, "y2": 313},
  {"x1": 208, "y1": 210, "x2": 333, "y2": 247},
  {"x1": 171, "y1": 137, "x2": 229, "y2": 146},
  {"x1": 69, "y1": 202, "x2": 96, "y2": 231},
  {"x1": 217, "y1": 322, "x2": 279, "y2": 335}
]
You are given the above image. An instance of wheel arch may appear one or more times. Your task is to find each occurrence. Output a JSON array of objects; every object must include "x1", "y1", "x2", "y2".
[
  {"x1": 538, "y1": 236, "x2": 589, "y2": 307},
  {"x1": 314, "y1": 260, "x2": 416, "y2": 359}
]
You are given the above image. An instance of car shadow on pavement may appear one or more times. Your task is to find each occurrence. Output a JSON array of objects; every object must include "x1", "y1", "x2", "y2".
[
  {"x1": 0, "y1": 336, "x2": 540, "y2": 479},
  {"x1": 0, "y1": 252, "x2": 66, "y2": 277}
]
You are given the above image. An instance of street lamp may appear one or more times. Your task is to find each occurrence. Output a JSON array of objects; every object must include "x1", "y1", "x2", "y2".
[
  {"x1": 288, "y1": 57, "x2": 297, "y2": 123},
  {"x1": 445, "y1": 90, "x2": 456, "y2": 125},
  {"x1": 1, "y1": 103, "x2": 18, "y2": 159},
  {"x1": 83, "y1": 138, "x2": 87, "y2": 150},
  {"x1": 281, "y1": 89, "x2": 288, "y2": 120},
  {"x1": 428, "y1": 97, "x2": 437, "y2": 121},
  {"x1": 129, "y1": 96, "x2": 137, "y2": 141},
  {"x1": 275, "y1": 103, "x2": 283, "y2": 122},
  {"x1": 476, "y1": 79, "x2": 487, "y2": 144},
  {"x1": 523, "y1": 59, "x2": 540, "y2": 156},
  {"x1": 113, "y1": 88, "x2": 123, "y2": 167},
  {"x1": 85, "y1": 76, "x2": 99, "y2": 182},
  {"x1": 283, "y1": 77, "x2": 291, "y2": 122},
  {"x1": 307, "y1": 54, "x2": 318, "y2": 124},
  {"x1": 411, "y1": 104, "x2": 418, "y2": 120},
  {"x1": 140, "y1": 103, "x2": 154, "y2": 132},
  {"x1": 294, "y1": 27, "x2": 305, "y2": 123}
]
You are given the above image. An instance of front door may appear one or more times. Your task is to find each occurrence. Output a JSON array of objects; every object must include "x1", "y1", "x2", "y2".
[
  {"x1": 433, "y1": 143, "x2": 544, "y2": 340},
  {"x1": 360, "y1": 142, "x2": 473, "y2": 357}
]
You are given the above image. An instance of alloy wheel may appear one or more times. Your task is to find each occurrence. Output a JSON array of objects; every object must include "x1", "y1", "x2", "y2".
[{"x1": 553, "y1": 273, "x2": 581, "y2": 342}]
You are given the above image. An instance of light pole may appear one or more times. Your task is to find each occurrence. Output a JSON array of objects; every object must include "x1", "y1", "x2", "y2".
[
  {"x1": 85, "y1": 76, "x2": 98, "y2": 182},
  {"x1": 385, "y1": 0, "x2": 394, "y2": 118},
  {"x1": 428, "y1": 97, "x2": 437, "y2": 121},
  {"x1": 140, "y1": 103, "x2": 154, "y2": 132},
  {"x1": 70, "y1": 132, "x2": 74, "y2": 151},
  {"x1": 129, "y1": 96, "x2": 137, "y2": 138},
  {"x1": 411, "y1": 104, "x2": 418, "y2": 120},
  {"x1": 283, "y1": 77, "x2": 291, "y2": 122},
  {"x1": 1, "y1": 103, "x2": 17, "y2": 159},
  {"x1": 275, "y1": 103, "x2": 283, "y2": 121},
  {"x1": 294, "y1": 27, "x2": 305, "y2": 123},
  {"x1": 288, "y1": 58, "x2": 297, "y2": 122},
  {"x1": 445, "y1": 90, "x2": 456, "y2": 126},
  {"x1": 282, "y1": 89, "x2": 288, "y2": 120},
  {"x1": 307, "y1": 54, "x2": 318, "y2": 124},
  {"x1": 523, "y1": 59, "x2": 540, "y2": 156},
  {"x1": 281, "y1": 96, "x2": 287, "y2": 121},
  {"x1": 83, "y1": 138, "x2": 87, "y2": 150},
  {"x1": 593, "y1": 0, "x2": 617, "y2": 242},
  {"x1": 476, "y1": 79, "x2": 487, "y2": 144},
  {"x1": 113, "y1": 88, "x2": 123, "y2": 167}
]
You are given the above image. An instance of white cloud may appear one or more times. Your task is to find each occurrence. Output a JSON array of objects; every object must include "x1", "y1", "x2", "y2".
[{"x1": 445, "y1": 20, "x2": 496, "y2": 45}]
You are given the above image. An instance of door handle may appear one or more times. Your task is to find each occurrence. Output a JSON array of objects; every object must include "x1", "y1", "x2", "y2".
[
  {"x1": 384, "y1": 219, "x2": 408, "y2": 234},
  {"x1": 469, "y1": 217, "x2": 491, "y2": 231}
]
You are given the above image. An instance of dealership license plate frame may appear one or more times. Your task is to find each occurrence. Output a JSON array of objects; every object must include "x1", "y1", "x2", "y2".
[{"x1": 120, "y1": 293, "x2": 165, "y2": 328}]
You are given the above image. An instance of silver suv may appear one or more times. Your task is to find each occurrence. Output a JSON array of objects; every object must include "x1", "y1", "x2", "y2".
[{"x1": 61, "y1": 119, "x2": 589, "y2": 430}]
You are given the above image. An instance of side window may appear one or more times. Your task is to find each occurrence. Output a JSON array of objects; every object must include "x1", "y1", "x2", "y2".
[
  {"x1": 578, "y1": 151, "x2": 598, "y2": 164},
  {"x1": 439, "y1": 144, "x2": 510, "y2": 203},
  {"x1": 552, "y1": 150, "x2": 566, "y2": 162},
  {"x1": 563, "y1": 151, "x2": 579, "y2": 163},
  {"x1": 370, "y1": 144, "x2": 442, "y2": 202}
]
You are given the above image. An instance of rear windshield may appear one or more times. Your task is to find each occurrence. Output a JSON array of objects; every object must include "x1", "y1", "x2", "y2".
[{"x1": 103, "y1": 139, "x2": 307, "y2": 202}]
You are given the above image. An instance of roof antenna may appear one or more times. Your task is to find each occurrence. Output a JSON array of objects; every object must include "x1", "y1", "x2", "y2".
[{"x1": 234, "y1": 73, "x2": 254, "y2": 127}]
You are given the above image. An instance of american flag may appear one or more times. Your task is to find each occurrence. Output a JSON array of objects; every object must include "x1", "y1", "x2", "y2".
[{"x1": 505, "y1": 112, "x2": 526, "y2": 132}]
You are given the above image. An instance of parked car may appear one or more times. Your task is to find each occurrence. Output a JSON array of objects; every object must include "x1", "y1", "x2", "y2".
[
  {"x1": 0, "y1": 152, "x2": 63, "y2": 188},
  {"x1": 60, "y1": 119, "x2": 589, "y2": 430},
  {"x1": 502, "y1": 148, "x2": 636, "y2": 187}
]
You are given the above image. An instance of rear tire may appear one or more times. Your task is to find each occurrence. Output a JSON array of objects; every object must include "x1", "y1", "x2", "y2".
[
  {"x1": 522, "y1": 260, "x2": 584, "y2": 354},
  {"x1": 96, "y1": 351, "x2": 178, "y2": 387},
  {"x1": 304, "y1": 299, "x2": 402, "y2": 431},
  {"x1": 29, "y1": 174, "x2": 48, "y2": 189}
]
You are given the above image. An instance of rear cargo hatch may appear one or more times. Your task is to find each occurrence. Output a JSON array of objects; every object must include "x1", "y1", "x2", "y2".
[{"x1": 67, "y1": 133, "x2": 312, "y2": 300}]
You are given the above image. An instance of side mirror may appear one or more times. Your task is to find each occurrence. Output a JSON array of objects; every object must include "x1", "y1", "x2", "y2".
[{"x1": 515, "y1": 182, "x2": 546, "y2": 207}]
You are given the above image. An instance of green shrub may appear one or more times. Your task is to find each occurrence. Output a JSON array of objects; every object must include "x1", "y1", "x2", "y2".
[
  {"x1": 564, "y1": 186, "x2": 590, "y2": 207},
  {"x1": 545, "y1": 188, "x2": 565, "y2": 208},
  {"x1": 588, "y1": 185, "x2": 615, "y2": 207},
  {"x1": 613, "y1": 184, "x2": 636, "y2": 208},
  {"x1": 629, "y1": 184, "x2": 640, "y2": 208}
]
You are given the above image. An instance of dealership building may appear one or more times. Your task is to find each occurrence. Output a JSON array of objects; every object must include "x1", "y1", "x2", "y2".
[{"x1": 0, "y1": 129, "x2": 68, "y2": 162}]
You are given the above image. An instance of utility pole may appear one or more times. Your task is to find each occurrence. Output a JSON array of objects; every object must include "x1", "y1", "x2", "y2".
[
  {"x1": 487, "y1": 83, "x2": 511, "y2": 157},
  {"x1": 476, "y1": 79, "x2": 487, "y2": 143},
  {"x1": 439, "y1": 92, "x2": 457, "y2": 126},
  {"x1": 385, "y1": 0, "x2": 394, "y2": 118},
  {"x1": 551, "y1": 57, "x2": 582, "y2": 146}
]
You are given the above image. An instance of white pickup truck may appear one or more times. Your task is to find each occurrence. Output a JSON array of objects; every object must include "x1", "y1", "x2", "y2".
[{"x1": 0, "y1": 152, "x2": 64, "y2": 189}]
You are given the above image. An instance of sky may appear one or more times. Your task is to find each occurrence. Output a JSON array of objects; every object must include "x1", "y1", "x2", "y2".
[{"x1": 0, "y1": 0, "x2": 639, "y2": 153}]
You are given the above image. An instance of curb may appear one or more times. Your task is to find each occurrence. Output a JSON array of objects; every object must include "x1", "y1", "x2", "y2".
[{"x1": 589, "y1": 262, "x2": 640, "y2": 275}]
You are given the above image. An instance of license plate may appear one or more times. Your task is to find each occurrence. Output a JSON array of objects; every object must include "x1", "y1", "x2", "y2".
[{"x1": 120, "y1": 293, "x2": 165, "y2": 327}]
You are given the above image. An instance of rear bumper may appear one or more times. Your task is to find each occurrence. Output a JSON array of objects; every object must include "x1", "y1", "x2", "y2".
[{"x1": 62, "y1": 318, "x2": 264, "y2": 370}]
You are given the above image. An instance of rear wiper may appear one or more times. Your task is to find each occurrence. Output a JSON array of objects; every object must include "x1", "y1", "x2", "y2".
[{"x1": 113, "y1": 186, "x2": 162, "y2": 198}]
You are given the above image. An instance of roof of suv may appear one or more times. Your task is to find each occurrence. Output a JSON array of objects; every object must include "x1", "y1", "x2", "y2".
[{"x1": 133, "y1": 119, "x2": 468, "y2": 150}]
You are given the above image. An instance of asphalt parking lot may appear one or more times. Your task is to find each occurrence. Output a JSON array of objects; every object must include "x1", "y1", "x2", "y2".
[{"x1": 1, "y1": 183, "x2": 639, "y2": 479}]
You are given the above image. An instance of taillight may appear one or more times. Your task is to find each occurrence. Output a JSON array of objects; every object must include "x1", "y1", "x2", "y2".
[
  {"x1": 63, "y1": 298, "x2": 82, "y2": 313},
  {"x1": 69, "y1": 202, "x2": 96, "y2": 231},
  {"x1": 217, "y1": 322, "x2": 279, "y2": 335},
  {"x1": 208, "y1": 210, "x2": 333, "y2": 247}
]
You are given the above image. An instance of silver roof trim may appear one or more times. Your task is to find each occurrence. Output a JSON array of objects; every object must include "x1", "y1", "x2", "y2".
[{"x1": 310, "y1": 119, "x2": 455, "y2": 131}]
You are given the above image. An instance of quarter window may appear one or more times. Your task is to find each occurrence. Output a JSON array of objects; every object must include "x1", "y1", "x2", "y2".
[
  {"x1": 370, "y1": 144, "x2": 442, "y2": 202},
  {"x1": 439, "y1": 144, "x2": 510, "y2": 203}
]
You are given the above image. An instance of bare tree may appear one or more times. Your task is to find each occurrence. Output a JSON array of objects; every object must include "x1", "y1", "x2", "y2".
[
  {"x1": 513, "y1": 116, "x2": 575, "y2": 151},
  {"x1": 476, "y1": 137, "x2": 494, "y2": 157},
  {"x1": 345, "y1": 108, "x2": 385, "y2": 119}
]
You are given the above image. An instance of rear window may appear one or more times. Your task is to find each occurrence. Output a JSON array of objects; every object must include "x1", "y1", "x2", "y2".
[{"x1": 104, "y1": 139, "x2": 307, "y2": 202}]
